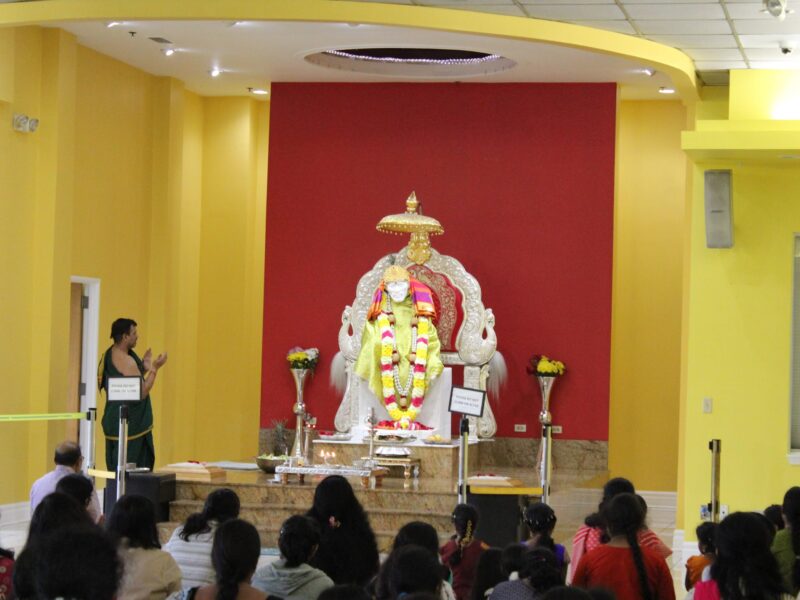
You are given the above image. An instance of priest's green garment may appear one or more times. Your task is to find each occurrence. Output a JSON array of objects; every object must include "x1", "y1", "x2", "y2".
[
  {"x1": 98, "y1": 347, "x2": 156, "y2": 470},
  {"x1": 355, "y1": 294, "x2": 444, "y2": 402}
]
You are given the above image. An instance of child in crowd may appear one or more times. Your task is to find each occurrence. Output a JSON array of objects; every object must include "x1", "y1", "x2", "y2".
[
  {"x1": 684, "y1": 522, "x2": 716, "y2": 590},
  {"x1": 765, "y1": 504, "x2": 785, "y2": 533},
  {"x1": 382, "y1": 545, "x2": 444, "y2": 600},
  {"x1": 694, "y1": 511, "x2": 789, "y2": 600},
  {"x1": 252, "y1": 515, "x2": 334, "y2": 600},
  {"x1": 500, "y1": 543, "x2": 525, "y2": 581},
  {"x1": 106, "y1": 494, "x2": 182, "y2": 600},
  {"x1": 572, "y1": 493, "x2": 674, "y2": 600},
  {"x1": 470, "y1": 548, "x2": 504, "y2": 600},
  {"x1": 489, "y1": 548, "x2": 562, "y2": 600},
  {"x1": 523, "y1": 502, "x2": 569, "y2": 581},
  {"x1": 165, "y1": 488, "x2": 241, "y2": 589},
  {"x1": 771, "y1": 486, "x2": 800, "y2": 595},
  {"x1": 569, "y1": 478, "x2": 670, "y2": 582},
  {"x1": 440, "y1": 504, "x2": 489, "y2": 600}
]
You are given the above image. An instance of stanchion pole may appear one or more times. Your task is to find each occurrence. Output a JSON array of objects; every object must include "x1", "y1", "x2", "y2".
[
  {"x1": 116, "y1": 405, "x2": 129, "y2": 500},
  {"x1": 709, "y1": 439, "x2": 721, "y2": 522},
  {"x1": 457, "y1": 415, "x2": 469, "y2": 504},
  {"x1": 86, "y1": 408, "x2": 97, "y2": 471},
  {"x1": 541, "y1": 422, "x2": 553, "y2": 504}
]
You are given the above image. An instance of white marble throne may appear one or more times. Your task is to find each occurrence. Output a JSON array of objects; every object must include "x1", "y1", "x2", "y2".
[{"x1": 334, "y1": 248, "x2": 500, "y2": 439}]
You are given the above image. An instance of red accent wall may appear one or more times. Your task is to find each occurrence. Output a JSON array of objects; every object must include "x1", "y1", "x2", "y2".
[{"x1": 261, "y1": 83, "x2": 615, "y2": 440}]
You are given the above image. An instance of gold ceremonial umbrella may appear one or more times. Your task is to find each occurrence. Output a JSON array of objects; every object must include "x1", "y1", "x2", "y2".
[{"x1": 377, "y1": 192, "x2": 444, "y2": 265}]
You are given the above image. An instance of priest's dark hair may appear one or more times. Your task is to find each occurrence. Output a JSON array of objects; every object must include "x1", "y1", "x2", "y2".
[
  {"x1": 180, "y1": 487, "x2": 241, "y2": 541},
  {"x1": 110, "y1": 318, "x2": 137, "y2": 343}
]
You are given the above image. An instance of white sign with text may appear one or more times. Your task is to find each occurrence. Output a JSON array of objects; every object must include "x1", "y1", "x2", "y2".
[
  {"x1": 448, "y1": 386, "x2": 486, "y2": 417},
  {"x1": 107, "y1": 376, "x2": 142, "y2": 402}
]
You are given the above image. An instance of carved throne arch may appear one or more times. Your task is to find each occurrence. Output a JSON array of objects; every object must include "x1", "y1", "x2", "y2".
[{"x1": 335, "y1": 247, "x2": 499, "y2": 438}]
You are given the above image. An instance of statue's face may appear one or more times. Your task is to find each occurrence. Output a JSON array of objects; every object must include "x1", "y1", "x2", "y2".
[{"x1": 386, "y1": 280, "x2": 410, "y2": 302}]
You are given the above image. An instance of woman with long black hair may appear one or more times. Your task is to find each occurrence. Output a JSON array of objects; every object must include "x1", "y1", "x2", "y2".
[
  {"x1": 572, "y1": 493, "x2": 673, "y2": 600},
  {"x1": 695, "y1": 511, "x2": 789, "y2": 600},
  {"x1": 440, "y1": 504, "x2": 489, "y2": 600},
  {"x1": 165, "y1": 488, "x2": 241, "y2": 589},
  {"x1": 772, "y1": 486, "x2": 800, "y2": 595},
  {"x1": 306, "y1": 475, "x2": 379, "y2": 586},
  {"x1": 185, "y1": 519, "x2": 268, "y2": 600}
]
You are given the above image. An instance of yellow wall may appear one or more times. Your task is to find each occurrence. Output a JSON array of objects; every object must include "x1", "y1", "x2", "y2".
[
  {"x1": 0, "y1": 26, "x2": 267, "y2": 504},
  {"x1": 609, "y1": 100, "x2": 687, "y2": 491},
  {"x1": 679, "y1": 69, "x2": 800, "y2": 536}
]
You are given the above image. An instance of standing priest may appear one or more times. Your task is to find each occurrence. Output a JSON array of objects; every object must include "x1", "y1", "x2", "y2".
[{"x1": 97, "y1": 318, "x2": 167, "y2": 470}]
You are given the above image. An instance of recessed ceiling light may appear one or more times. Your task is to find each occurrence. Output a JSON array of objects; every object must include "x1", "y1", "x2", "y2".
[
  {"x1": 210, "y1": 67, "x2": 222, "y2": 77},
  {"x1": 658, "y1": 86, "x2": 676, "y2": 94},
  {"x1": 248, "y1": 87, "x2": 269, "y2": 95},
  {"x1": 106, "y1": 21, "x2": 121, "y2": 28},
  {"x1": 641, "y1": 68, "x2": 656, "y2": 77},
  {"x1": 162, "y1": 48, "x2": 175, "y2": 57},
  {"x1": 229, "y1": 21, "x2": 246, "y2": 27}
]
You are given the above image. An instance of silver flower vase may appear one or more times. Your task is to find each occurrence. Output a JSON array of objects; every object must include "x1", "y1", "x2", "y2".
[
  {"x1": 290, "y1": 368, "x2": 309, "y2": 464},
  {"x1": 535, "y1": 375, "x2": 556, "y2": 503}
]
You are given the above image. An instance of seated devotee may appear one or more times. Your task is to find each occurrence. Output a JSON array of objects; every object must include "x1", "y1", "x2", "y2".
[
  {"x1": 441, "y1": 504, "x2": 489, "y2": 600},
  {"x1": 771, "y1": 486, "x2": 800, "y2": 595},
  {"x1": 29, "y1": 441, "x2": 101, "y2": 522},
  {"x1": 306, "y1": 476, "x2": 379, "y2": 586},
  {"x1": 572, "y1": 493, "x2": 674, "y2": 600},
  {"x1": 13, "y1": 492, "x2": 94, "y2": 600},
  {"x1": 0, "y1": 534, "x2": 14, "y2": 600},
  {"x1": 317, "y1": 584, "x2": 371, "y2": 600},
  {"x1": 765, "y1": 504, "x2": 785, "y2": 533},
  {"x1": 373, "y1": 521, "x2": 456, "y2": 600},
  {"x1": 500, "y1": 543, "x2": 525, "y2": 581},
  {"x1": 684, "y1": 521, "x2": 716, "y2": 591},
  {"x1": 489, "y1": 548, "x2": 562, "y2": 600},
  {"x1": 35, "y1": 525, "x2": 121, "y2": 600},
  {"x1": 253, "y1": 515, "x2": 334, "y2": 600},
  {"x1": 378, "y1": 545, "x2": 443, "y2": 600},
  {"x1": 164, "y1": 488, "x2": 241, "y2": 589},
  {"x1": 56, "y1": 472, "x2": 102, "y2": 523},
  {"x1": 106, "y1": 495, "x2": 182, "y2": 600},
  {"x1": 523, "y1": 503, "x2": 569, "y2": 581},
  {"x1": 469, "y1": 548, "x2": 504, "y2": 600},
  {"x1": 693, "y1": 511, "x2": 790, "y2": 600},
  {"x1": 568, "y1": 478, "x2": 670, "y2": 582},
  {"x1": 178, "y1": 519, "x2": 269, "y2": 600}
]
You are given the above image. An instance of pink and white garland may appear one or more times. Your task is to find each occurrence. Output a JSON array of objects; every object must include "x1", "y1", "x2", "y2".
[{"x1": 377, "y1": 298, "x2": 430, "y2": 429}]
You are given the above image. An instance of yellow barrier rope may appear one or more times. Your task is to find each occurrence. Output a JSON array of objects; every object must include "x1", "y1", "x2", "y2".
[{"x1": 0, "y1": 411, "x2": 87, "y2": 422}]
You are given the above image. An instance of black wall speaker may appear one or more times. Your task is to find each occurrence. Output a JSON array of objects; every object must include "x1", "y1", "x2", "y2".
[{"x1": 704, "y1": 170, "x2": 733, "y2": 248}]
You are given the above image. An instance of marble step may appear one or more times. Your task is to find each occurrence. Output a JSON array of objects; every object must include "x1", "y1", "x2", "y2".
[
  {"x1": 174, "y1": 481, "x2": 458, "y2": 514},
  {"x1": 157, "y1": 520, "x2": 447, "y2": 554},
  {"x1": 168, "y1": 500, "x2": 455, "y2": 535}
]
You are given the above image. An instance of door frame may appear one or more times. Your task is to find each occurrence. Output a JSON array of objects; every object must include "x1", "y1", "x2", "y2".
[{"x1": 70, "y1": 276, "x2": 101, "y2": 468}]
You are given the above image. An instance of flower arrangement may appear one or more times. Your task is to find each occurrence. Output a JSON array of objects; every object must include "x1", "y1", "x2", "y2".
[
  {"x1": 286, "y1": 347, "x2": 320, "y2": 371},
  {"x1": 527, "y1": 355, "x2": 566, "y2": 377}
]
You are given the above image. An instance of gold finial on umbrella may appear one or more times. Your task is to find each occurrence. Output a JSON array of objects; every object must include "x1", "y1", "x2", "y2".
[{"x1": 377, "y1": 192, "x2": 444, "y2": 265}]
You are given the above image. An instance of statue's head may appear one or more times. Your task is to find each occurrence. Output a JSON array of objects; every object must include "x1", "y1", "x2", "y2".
[{"x1": 383, "y1": 265, "x2": 410, "y2": 302}]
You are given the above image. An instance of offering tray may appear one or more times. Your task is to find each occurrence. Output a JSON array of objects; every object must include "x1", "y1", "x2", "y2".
[{"x1": 275, "y1": 463, "x2": 388, "y2": 488}]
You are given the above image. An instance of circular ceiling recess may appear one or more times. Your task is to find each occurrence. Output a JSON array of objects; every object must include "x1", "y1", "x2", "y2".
[{"x1": 305, "y1": 47, "x2": 516, "y2": 78}]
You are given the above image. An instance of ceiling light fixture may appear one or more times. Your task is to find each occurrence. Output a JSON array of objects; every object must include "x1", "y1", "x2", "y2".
[
  {"x1": 659, "y1": 86, "x2": 676, "y2": 94},
  {"x1": 248, "y1": 87, "x2": 269, "y2": 95},
  {"x1": 210, "y1": 67, "x2": 222, "y2": 77},
  {"x1": 763, "y1": 0, "x2": 789, "y2": 21},
  {"x1": 106, "y1": 21, "x2": 121, "y2": 28},
  {"x1": 229, "y1": 21, "x2": 246, "y2": 27},
  {"x1": 641, "y1": 68, "x2": 656, "y2": 77},
  {"x1": 162, "y1": 48, "x2": 175, "y2": 57}
]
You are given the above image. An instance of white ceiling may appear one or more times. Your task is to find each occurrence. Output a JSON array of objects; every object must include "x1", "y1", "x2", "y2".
[
  {"x1": 55, "y1": 19, "x2": 676, "y2": 99},
  {"x1": 15, "y1": 0, "x2": 798, "y2": 102},
  {"x1": 353, "y1": 0, "x2": 800, "y2": 71}
]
